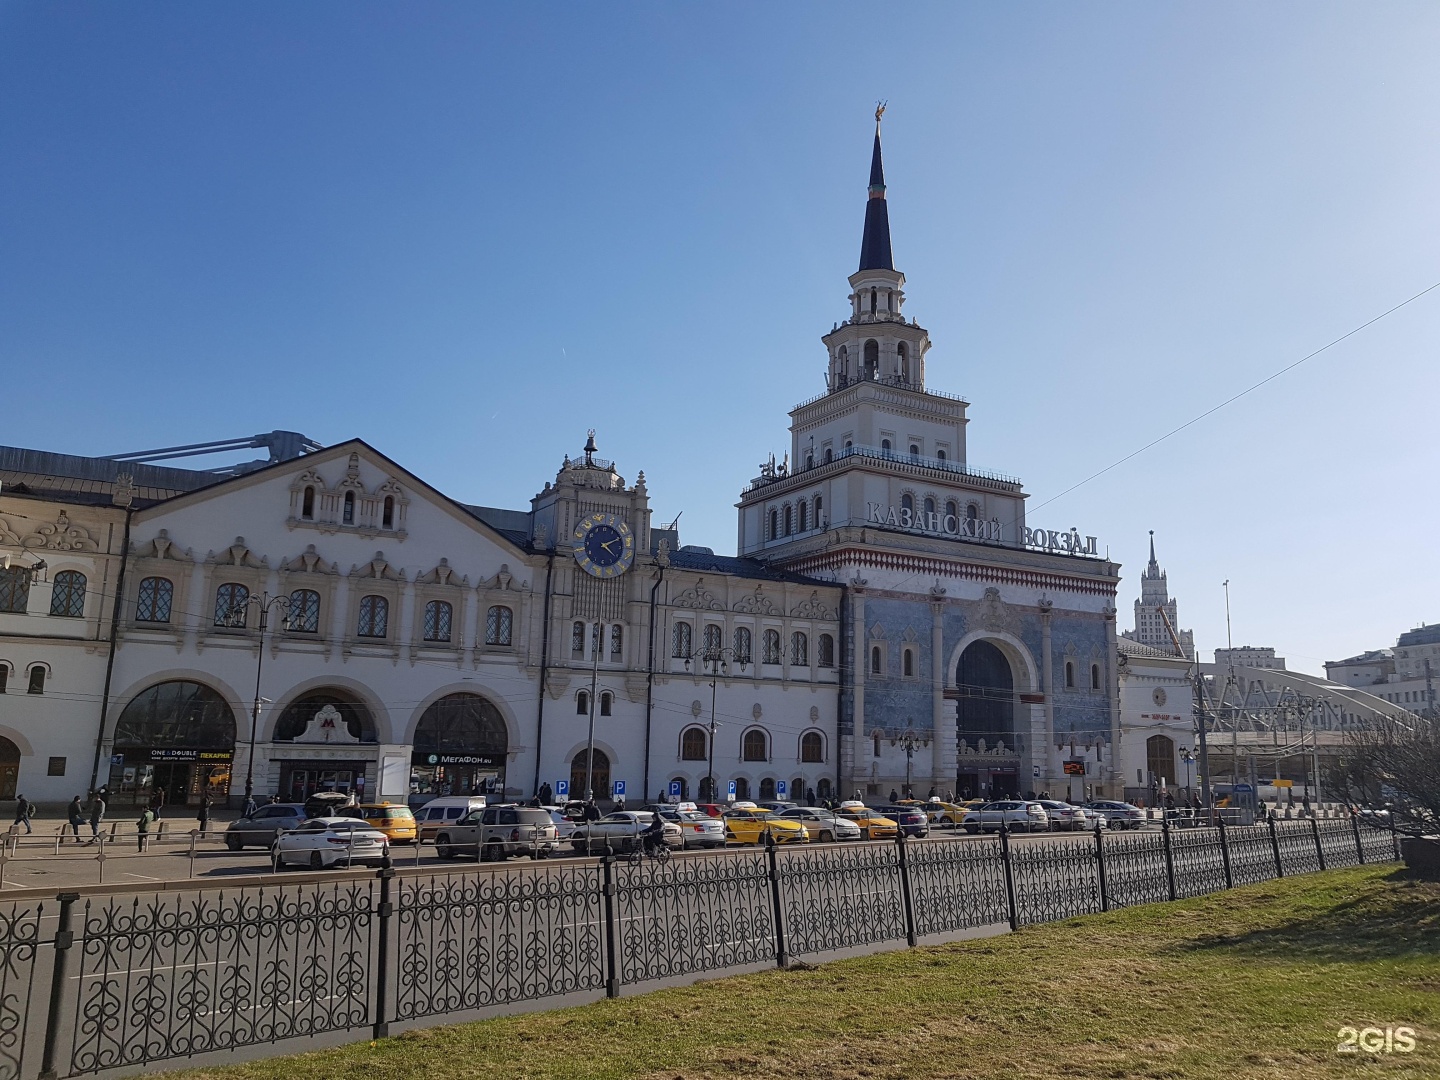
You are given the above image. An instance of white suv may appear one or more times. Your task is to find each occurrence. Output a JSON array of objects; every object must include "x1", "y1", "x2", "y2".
[{"x1": 961, "y1": 800, "x2": 1051, "y2": 834}]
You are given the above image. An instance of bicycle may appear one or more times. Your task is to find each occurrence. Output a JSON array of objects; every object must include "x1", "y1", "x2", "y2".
[{"x1": 620, "y1": 836, "x2": 673, "y2": 864}]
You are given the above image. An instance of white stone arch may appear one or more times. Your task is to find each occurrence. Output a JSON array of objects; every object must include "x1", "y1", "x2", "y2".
[
  {"x1": 106, "y1": 669, "x2": 249, "y2": 742},
  {"x1": 739, "y1": 724, "x2": 771, "y2": 763},
  {"x1": 402, "y1": 681, "x2": 520, "y2": 754},
  {"x1": 945, "y1": 629, "x2": 1039, "y2": 693},
  {"x1": 0, "y1": 726, "x2": 36, "y2": 758},
  {"x1": 267, "y1": 675, "x2": 393, "y2": 744},
  {"x1": 561, "y1": 738, "x2": 622, "y2": 797}
]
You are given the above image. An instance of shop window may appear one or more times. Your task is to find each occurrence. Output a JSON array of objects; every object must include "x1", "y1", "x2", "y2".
[
  {"x1": 425, "y1": 600, "x2": 454, "y2": 643},
  {"x1": 818, "y1": 633, "x2": 835, "y2": 668},
  {"x1": 288, "y1": 589, "x2": 320, "y2": 633},
  {"x1": 135, "y1": 576, "x2": 173, "y2": 623},
  {"x1": 484, "y1": 605, "x2": 512, "y2": 645},
  {"x1": 49, "y1": 570, "x2": 87, "y2": 618},
  {"x1": 357, "y1": 595, "x2": 388, "y2": 638}
]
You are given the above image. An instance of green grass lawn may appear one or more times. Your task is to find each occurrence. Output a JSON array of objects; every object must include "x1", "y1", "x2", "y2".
[{"x1": 164, "y1": 865, "x2": 1439, "y2": 1080}]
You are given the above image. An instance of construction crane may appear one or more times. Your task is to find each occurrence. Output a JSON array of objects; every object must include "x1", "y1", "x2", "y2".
[{"x1": 1157, "y1": 604, "x2": 1214, "y2": 813}]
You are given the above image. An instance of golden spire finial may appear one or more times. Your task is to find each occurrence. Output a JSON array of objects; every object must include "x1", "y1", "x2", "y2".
[{"x1": 875, "y1": 101, "x2": 887, "y2": 125}]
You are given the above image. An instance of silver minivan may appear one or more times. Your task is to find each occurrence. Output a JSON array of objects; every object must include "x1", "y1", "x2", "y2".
[{"x1": 414, "y1": 795, "x2": 488, "y2": 841}]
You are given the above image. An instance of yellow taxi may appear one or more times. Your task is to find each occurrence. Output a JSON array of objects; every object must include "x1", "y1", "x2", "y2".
[
  {"x1": 721, "y1": 804, "x2": 809, "y2": 845},
  {"x1": 353, "y1": 802, "x2": 418, "y2": 844},
  {"x1": 919, "y1": 800, "x2": 970, "y2": 826},
  {"x1": 835, "y1": 801, "x2": 898, "y2": 840}
]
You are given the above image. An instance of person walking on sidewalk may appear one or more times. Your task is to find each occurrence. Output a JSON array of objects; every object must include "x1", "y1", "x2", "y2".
[
  {"x1": 66, "y1": 796, "x2": 85, "y2": 842},
  {"x1": 136, "y1": 807, "x2": 156, "y2": 852},
  {"x1": 87, "y1": 791, "x2": 106, "y2": 842},
  {"x1": 243, "y1": 794, "x2": 257, "y2": 818},
  {"x1": 12, "y1": 795, "x2": 32, "y2": 835},
  {"x1": 197, "y1": 793, "x2": 213, "y2": 836}
]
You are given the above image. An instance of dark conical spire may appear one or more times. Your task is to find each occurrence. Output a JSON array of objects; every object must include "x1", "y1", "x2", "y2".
[
  {"x1": 1146, "y1": 530, "x2": 1161, "y2": 576},
  {"x1": 858, "y1": 106, "x2": 894, "y2": 272}
]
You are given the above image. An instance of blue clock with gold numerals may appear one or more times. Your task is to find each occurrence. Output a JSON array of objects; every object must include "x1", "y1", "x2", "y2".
[{"x1": 572, "y1": 512, "x2": 636, "y2": 578}]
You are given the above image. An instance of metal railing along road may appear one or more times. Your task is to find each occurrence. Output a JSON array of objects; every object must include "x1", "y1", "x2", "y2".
[{"x1": 0, "y1": 816, "x2": 1402, "y2": 1080}]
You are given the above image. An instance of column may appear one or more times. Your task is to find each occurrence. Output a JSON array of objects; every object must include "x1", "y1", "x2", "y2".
[
  {"x1": 1039, "y1": 600, "x2": 1055, "y2": 795},
  {"x1": 842, "y1": 580, "x2": 866, "y2": 798},
  {"x1": 929, "y1": 586, "x2": 948, "y2": 791}
]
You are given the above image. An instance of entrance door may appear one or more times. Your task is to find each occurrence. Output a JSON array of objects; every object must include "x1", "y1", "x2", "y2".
[
  {"x1": 571, "y1": 750, "x2": 610, "y2": 801},
  {"x1": 150, "y1": 762, "x2": 193, "y2": 809},
  {"x1": 988, "y1": 771, "x2": 1020, "y2": 799},
  {"x1": 0, "y1": 737, "x2": 19, "y2": 801},
  {"x1": 957, "y1": 771, "x2": 980, "y2": 801}
]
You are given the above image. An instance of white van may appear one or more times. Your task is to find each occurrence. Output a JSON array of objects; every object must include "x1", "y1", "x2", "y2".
[{"x1": 415, "y1": 795, "x2": 488, "y2": 841}]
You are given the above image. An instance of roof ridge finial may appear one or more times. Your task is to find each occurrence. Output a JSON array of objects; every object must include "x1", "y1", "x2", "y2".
[{"x1": 875, "y1": 100, "x2": 886, "y2": 127}]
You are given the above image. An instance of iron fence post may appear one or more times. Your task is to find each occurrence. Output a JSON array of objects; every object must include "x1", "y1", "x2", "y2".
[
  {"x1": 601, "y1": 854, "x2": 620, "y2": 997},
  {"x1": 373, "y1": 865, "x2": 394, "y2": 1040},
  {"x1": 1310, "y1": 816, "x2": 1325, "y2": 871},
  {"x1": 765, "y1": 832, "x2": 789, "y2": 967},
  {"x1": 1268, "y1": 817, "x2": 1283, "y2": 878},
  {"x1": 1093, "y1": 823, "x2": 1108, "y2": 912},
  {"x1": 895, "y1": 830, "x2": 916, "y2": 947},
  {"x1": 1217, "y1": 819, "x2": 1232, "y2": 890},
  {"x1": 1392, "y1": 821, "x2": 1401, "y2": 861},
  {"x1": 999, "y1": 828, "x2": 1018, "y2": 931},
  {"x1": 1351, "y1": 812, "x2": 1364, "y2": 865},
  {"x1": 39, "y1": 892, "x2": 80, "y2": 1080},
  {"x1": 1161, "y1": 819, "x2": 1177, "y2": 901}
]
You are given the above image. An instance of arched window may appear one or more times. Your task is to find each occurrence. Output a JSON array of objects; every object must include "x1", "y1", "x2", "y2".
[
  {"x1": 115, "y1": 680, "x2": 236, "y2": 750},
  {"x1": 610, "y1": 624, "x2": 623, "y2": 659},
  {"x1": 791, "y1": 631, "x2": 808, "y2": 666},
  {"x1": 135, "y1": 577, "x2": 174, "y2": 623},
  {"x1": 1065, "y1": 661, "x2": 1075, "y2": 689},
  {"x1": 900, "y1": 493, "x2": 913, "y2": 514},
  {"x1": 600, "y1": 691, "x2": 613, "y2": 717},
  {"x1": 213, "y1": 583, "x2": 249, "y2": 627},
  {"x1": 0, "y1": 665, "x2": 7, "y2": 693},
  {"x1": 801, "y1": 731, "x2": 824, "y2": 763},
  {"x1": 823, "y1": 448, "x2": 832, "y2": 463},
  {"x1": 681, "y1": 727, "x2": 707, "y2": 761},
  {"x1": 937, "y1": 449, "x2": 946, "y2": 461},
  {"x1": 27, "y1": 667, "x2": 45, "y2": 695},
  {"x1": 864, "y1": 339, "x2": 879, "y2": 379},
  {"x1": 897, "y1": 340, "x2": 909, "y2": 380},
  {"x1": 817, "y1": 777, "x2": 833, "y2": 800},
  {"x1": 0, "y1": 567, "x2": 30, "y2": 614},
  {"x1": 576, "y1": 690, "x2": 590, "y2": 715},
  {"x1": 818, "y1": 633, "x2": 835, "y2": 668},
  {"x1": 288, "y1": 589, "x2": 320, "y2": 633},
  {"x1": 873, "y1": 730, "x2": 882, "y2": 756},
  {"x1": 903, "y1": 648, "x2": 915, "y2": 677},
  {"x1": 357, "y1": 594, "x2": 388, "y2": 637},
  {"x1": 572, "y1": 621, "x2": 586, "y2": 657},
  {"x1": 301, "y1": 486, "x2": 316, "y2": 520},
  {"x1": 703, "y1": 623, "x2": 723, "y2": 656},
  {"x1": 734, "y1": 627, "x2": 752, "y2": 664},
  {"x1": 759, "y1": 777, "x2": 777, "y2": 800},
  {"x1": 798, "y1": 501, "x2": 808, "y2": 531},
  {"x1": 1091, "y1": 663, "x2": 1101, "y2": 691},
  {"x1": 342, "y1": 490, "x2": 355, "y2": 525},
  {"x1": 923, "y1": 496, "x2": 935, "y2": 516},
  {"x1": 426, "y1": 600, "x2": 455, "y2": 642},
  {"x1": 763, "y1": 629, "x2": 782, "y2": 665},
  {"x1": 768, "y1": 509, "x2": 778, "y2": 540},
  {"x1": 673, "y1": 621, "x2": 692, "y2": 658},
  {"x1": 814, "y1": 495, "x2": 823, "y2": 524},
  {"x1": 49, "y1": 570, "x2": 86, "y2": 618},
  {"x1": 382, "y1": 496, "x2": 395, "y2": 530},
  {"x1": 275, "y1": 689, "x2": 378, "y2": 743},
  {"x1": 966, "y1": 504, "x2": 979, "y2": 523},
  {"x1": 783, "y1": 505, "x2": 793, "y2": 536},
  {"x1": 869, "y1": 288, "x2": 877, "y2": 314},
  {"x1": 743, "y1": 728, "x2": 768, "y2": 761},
  {"x1": 881, "y1": 439, "x2": 892, "y2": 452},
  {"x1": 484, "y1": 605, "x2": 512, "y2": 645},
  {"x1": 946, "y1": 500, "x2": 958, "y2": 522},
  {"x1": 871, "y1": 645, "x2": 883, "y2": 675},
  {"x1": 734, "y1": 777, "x2": 750, "y2": 801},
  {"x1": 910, "y1": 444, "x2": 920, "y2": 459}
]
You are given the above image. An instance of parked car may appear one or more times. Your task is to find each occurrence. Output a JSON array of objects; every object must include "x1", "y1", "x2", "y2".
[
  {"x1": 434, "y1": 804, "x2": 561, "y2": 860},
  {"x1": 1036, "y1": 800, "x2": 1088, "y2": 831},
  {"x1": 721, "y1": 806, "x2": 809, "y2": 845},
  {"x1": 414, "y1": 795, "x2": 489, "y2": 841},
  {"x1": 1071, "y1": 805, "x2": 1103, "y2": 830},
  {"x1": 960, "y1": 801, "x2": 1050, "y2": 834},
  {"x1": 1084, "y1": 800, "x2": 1146, "y2": 829},
  {"x1": 754, "y1": 801, "x2": 798, "y2": 814},
  {"x1": 918, "y1": 800, "x2": 970, "y2": 826},
  {"x1": 303, "y1": 791, "x2": 354, "y2": 818},
  {"x1": 875, "y1": 805, "x2": 930, "y2": 838},
  {"x1": 693, "y1": 803, "x2": 729, "y2": 818},
  {"x1": 570, "y1": 811, "x2": 683, "y2": 854},
  {"x1": 341, "y1": 802, "x2": 418, "y2": 844},
  {"x1": 834, "y1": 801, "x2": 899, "y2": 840},
  {"x1": 641, "y1": 805, "x2": 726, "y2": 848},
  {"x1": 777, "y1": 806, "x2": 862, "y2": 842},
  {"x1": 272, "y1": 817, "x2": 390, "y2": 870},
  {"x1": 225, "y1": 803, "x2": 307, "y2": 850},
  {"x1": 538, "y1": 806, "x2": 581, "y2": 842}
]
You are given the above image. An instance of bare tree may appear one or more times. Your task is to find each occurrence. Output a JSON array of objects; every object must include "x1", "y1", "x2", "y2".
[{"x1": 1330, "y1": 715, "x2": 1439, "y2": 837}]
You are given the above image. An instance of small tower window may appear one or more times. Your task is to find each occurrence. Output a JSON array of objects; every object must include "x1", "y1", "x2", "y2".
[
  {"x1": 864, "y1": 339, "x2": 879, "y2": 379},
  {"x1": 900, "y1": 493, "x2": 914, "y2": 514},
  {"x1": 897, "y1": 341, "x2": 908, "y2": 381},
  {"x1": 783, "y1": 505, "x2": 793, "y2": 536},
  {"x1": 798, "y1": 501, "x2": 808, "y2": 532},
  {"x1": 1065, "y1": 661, "x2": 1076, "y2": 689},
  {"x1": 871, "y1": 645, "x2": 883, "y2": 675},
  {"x1": 301, "y1": 486, "x2": 315, "y2": 520},
  {"x1": 769, "y1": 509, "x2": 778, "y2": 541},
  {"x1": 600, "y1": 691, "x2": 613, "y2": 717},
  {"x1": 881, "y1": 439, "x2": 892, "y2": 452},
  {"x1": 343, "y1": 491, "x2": 355, "y2": 525},
  {"x1": 813, "y1": 495, "x2": 823, "y2": 525},
  {"x1": 382, "y1": 496, "x2": 395, "y2": 530},
  {"x1": 1091, "y1": 663, "x2": 1101, "y2": 691},
  {"x1": 869, "y1": 287, "x2": 877, "y2": 313}
]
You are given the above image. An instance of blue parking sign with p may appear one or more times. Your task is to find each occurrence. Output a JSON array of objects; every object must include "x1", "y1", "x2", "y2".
[
  {"x1": 555, "y1": 780, "x2": 569, "y2": 797},
  {"x1": 777, "y1": 780, "x2": 788, "y2": 797},
  {"x1": 668, "y1": 780, "x2": 682, "y2": 798},
  {"x1": 727, "y1": 780, "x2": 737, "y2": 798},
  {"x1": 613, "y1": 780, "x2": 626, "y2": 797}
]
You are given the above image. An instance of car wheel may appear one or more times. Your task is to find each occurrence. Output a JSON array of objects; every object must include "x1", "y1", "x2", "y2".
[
  {"x1": 484, "y1": 841, "x2": 504, "y2": 862},
  {"x1": 819, "y1": 830, "x2": 834, "y2": 843},
  {"x1": 309, "y1": 850, "x2": 324, "y2": 871},
  {"x1": 226, "y1": 835, "x2": 242, "y2": 852},
  {"x1": 1107, "y1": 818, "x2": 1120, "y2": 830},
  {"x1": 964, "y1": 825, "x2": 978, "y2": 835},
  {"x1": 436, "y1": 836, "x2": 455, "y2": 860}
]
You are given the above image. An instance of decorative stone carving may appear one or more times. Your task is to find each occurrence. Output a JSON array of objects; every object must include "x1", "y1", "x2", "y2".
[
  {"x1": 207, "y1": 537, "x2": 268, "y2": 568},
  {"x1": 282, "y1": 544, "x2": 338, "y2": 575},
  {"x1": 480, "y1": 564, "x2": 516, "y2": 591},
  {"x1": 417, "y1": 558, "x2": 461, "y2": 586},
  {"x1": 26, "y1": 512, "x2": 99, "y2": 552},
  {"x1": 655, "y1": 537, "x2": 670, "y2": 569},
  {"x1": 0, "y1": 517, "x2": 21, "y2": 546},
  {"x1": 350, "y1": 550, "x2": 404, "y2": 581},
  {"x1": 133, "y1": 529, "x2": 191, "y2": 562},
  {"x1": 733, "y1": 585, "x2": 779, "y2": 615},
  {"x1": 674, "y1": 578, "x2": 722, "y2": 610},
  {"x1": 337, "y1": 453, "x2": 366, "y2": 491},
  {"x1": 691, "y1": 700, "x2": 703, "y2": 717},
  {"x1": 752, "y1": 703, "x2": 763, "y2": 720},
  {"x1": 790, "y1": 590, "x2": 835, "y2": 620},
  {"x1": 810, "y1": 705, "x2": 820, "y2": 721},
  {"x1": 289, "y1": 703, "x2": 360, "y2": 745},
  {"x1": 111, "y1": 473, "x2": 136, "y2": 508},
  {"x1": 973, "y1": 586, "x2": 1019, "y2": 635}
]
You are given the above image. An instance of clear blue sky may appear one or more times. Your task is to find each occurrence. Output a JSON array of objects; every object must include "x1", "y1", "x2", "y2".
[{"x1": 3, "y1": 3, "x2": 1438, "y2": 675}]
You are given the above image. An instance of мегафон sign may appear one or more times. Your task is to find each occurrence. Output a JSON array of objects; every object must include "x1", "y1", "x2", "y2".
[{"x1": 864, "y1": 502, "x2": 1099, "y2": 556}]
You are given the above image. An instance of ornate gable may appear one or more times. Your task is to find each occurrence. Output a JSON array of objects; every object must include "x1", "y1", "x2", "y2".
[
  {"x1": 133, "y1": 529, "x2": 192, "y2": 562},
  {"x1": 206, "y1": 536, "x2": 268, "y2": 569},
  {"x1": 674, "y1": 578, "x2": 723, "y2": 610},
  {"x1": 790, "y1": 590, "x2": 835, "y2": 621},
  {"x1": 350, "y1": 550, "x2": 404, "y2": 582},
  {"x1": 282, "y1": 544, "x2": 338, "y2": 575},
  {"x1": 25, "y1": 511, "x2": 100, "y2": 552}
]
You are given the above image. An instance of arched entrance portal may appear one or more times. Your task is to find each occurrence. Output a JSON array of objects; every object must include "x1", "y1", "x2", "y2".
[
  {"x1": 1146, "y1": 734, "x2": 1176, "y2": 794},
  {"x1": 571, "y1": 749, "x2": 610, "y2": 802},
  {"x1": 955, "y1": 641, "x2": 1019, "y2": 799},
  {"x1": 274, "y1": 689, "x2": 379, "y2": 802},
  {"x1": 113, "y1": 681, "x2": 237, "y2": 806},
  {"x1": 411, "y1": 693, "x2": 509, "y2": 799},
  {"x1": 0, "y1": 737, "x2": 19, "y2": 800}
]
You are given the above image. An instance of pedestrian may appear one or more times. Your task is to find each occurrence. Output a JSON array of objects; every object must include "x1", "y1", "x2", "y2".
[
  {"x1": 268, "y1": 794, "x2": 280, "y2": 805},
  {"x1": 806, "y1": 787, "x2": 816, "y2": 805},
  {"x1": 12, "y1": 795, "x2": 32, "y2": 835},
  {"x1": 149, "y1": 787, "x2": 165, "y2": 819},
  {"x1": 87, "y1": 792, "x2": 106, "y2": 842},
  {"x1": 197, "y1": 793, "x2": 213, "y2": 836},
  {"x1": 927, "y1": 787, "x2": 937, "y2": 800},
  {"x1": 583, "y1": 798, "x2": 601, "y2": 823},
  {"x1": 538, "y1": 782, "x2": 553, "y2": 805},
  {"x1": 67, "y1": 795, "x2": 85, "y2": 841},
  {"x1": 1026, "y1": 789, "x2": 1036, "y2": 801},
  {"x1": 889, "y1": 788, "x2": 898, "y2": 803},
  {"x1": 136, "y1": 806, "x2": 156, "y2": 852},
  {"x1": 1164, "y1": 792, "x2": 1176, "y2": 812}
]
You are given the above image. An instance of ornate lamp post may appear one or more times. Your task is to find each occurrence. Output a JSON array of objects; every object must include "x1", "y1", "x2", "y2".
[
  {"x1": 898, "y1": 730, "x2": 922, "y2": 799},
  {"x1": 222, "y1": 592, "x2": 292, "y2": 804},
  {"x1": 1179, "y1": 746, "x2": 1196, "y2": 800}
]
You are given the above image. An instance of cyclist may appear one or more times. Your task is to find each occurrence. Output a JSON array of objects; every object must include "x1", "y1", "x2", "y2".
[{"x1": 640, "y1": 811, "x2": 667, "y2": 856}]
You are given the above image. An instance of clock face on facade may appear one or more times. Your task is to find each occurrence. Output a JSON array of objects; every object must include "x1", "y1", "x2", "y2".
[
  {"x1": 573, "y1": 512, "x2": 635, "y2": 578},
  {"x1": 1152, "y1": 687, "x2": 1167, "y2": 707}
]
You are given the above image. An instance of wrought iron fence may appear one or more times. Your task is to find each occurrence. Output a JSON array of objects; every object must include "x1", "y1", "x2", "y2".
[{"x1": 0, "y1": 819, "x2": 1405, "y2": 1080}]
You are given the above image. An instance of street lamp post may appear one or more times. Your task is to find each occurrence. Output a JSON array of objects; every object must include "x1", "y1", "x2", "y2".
[
  {"x1": 224, "y1": 593, "x2": 292, "y2": 805},
  {"x1": 899, "y1": 730, "x2": 920, "y2": 799},
  {"x1": 1179, "y1": 746, "x2": 1195, "y2": 801},
  {"x1": 583, "y1": 620, "x2": 602, "y2": 801},
  {"x1": 683, "y1": 643, "x2": 747, "y2": 803}
]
